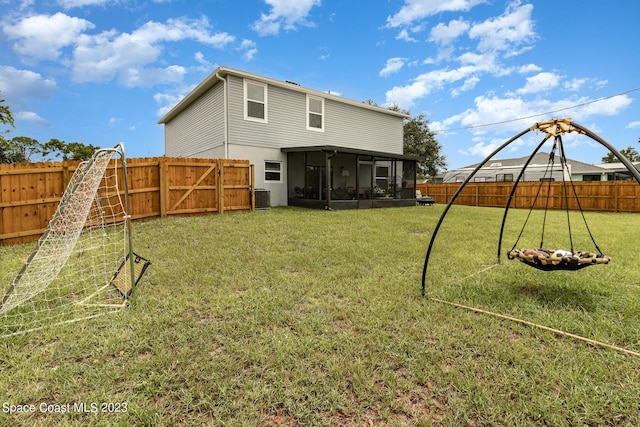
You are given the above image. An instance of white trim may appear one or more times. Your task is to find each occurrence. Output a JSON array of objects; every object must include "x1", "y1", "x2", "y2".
[
  {"x1": 306, "y1": 94, "x2": 324, "y2": 132},
  {"x1": 244, "y1": 79, "x2": 268, "y2": 123}
]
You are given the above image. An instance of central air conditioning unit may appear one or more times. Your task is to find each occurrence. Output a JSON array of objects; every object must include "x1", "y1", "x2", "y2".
[{"x1": 254, "y1": 189, "x2": 270, "y2": 209}]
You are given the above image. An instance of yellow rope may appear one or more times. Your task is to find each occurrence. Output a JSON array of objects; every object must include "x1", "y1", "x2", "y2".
[{"x1": 430, "y1": 297, "x2": 640, "y2": 358}]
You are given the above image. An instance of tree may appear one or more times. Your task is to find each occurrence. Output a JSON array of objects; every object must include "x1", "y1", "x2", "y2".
[
  {"x1": 3, "y1": 136, "x2": 41, "y2": 163},
  {"x1": 42, "y1": 139, "x2": 100, "y2": 161},
  {"x1": 0, "y1": 98, "x2": 100, "y2": 163},
  {"x1": 387, "y1": 104, "x2": 446, "y2": 179},
  {"x1": 403, "y1": 112, "x2": 447, "y2": 179},
  {"x1": 601, "y1": 146, "x2": 640, "y2": 163},
  {"x1": 0, "y1": 97, "x2": 14, "y2": 130},
  {"x1": 0, "y1": 96, "x2": 17, "y2": 163}
]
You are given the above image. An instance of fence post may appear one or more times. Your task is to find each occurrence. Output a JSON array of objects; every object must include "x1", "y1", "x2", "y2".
[
  {"x1": 61, "y1": 161, "x2": 71, "y2": 195},
  {"x1": 218, "y1": 160, "x2": 224, "y2": 215},
  {"x1": 250, "y1": 164, "x2": 255, "y2": 212},
  {"x1": 159, "y1": 158, "x2": 169, "y2": 218}
]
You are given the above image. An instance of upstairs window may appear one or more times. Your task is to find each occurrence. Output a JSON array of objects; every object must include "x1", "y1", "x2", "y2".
[
  {"x1": 307, "y1": 95, "x2": 324, "y2": 131},
  {"x1": 245, "y1": 80, "x2": 267, "y2": 122}
]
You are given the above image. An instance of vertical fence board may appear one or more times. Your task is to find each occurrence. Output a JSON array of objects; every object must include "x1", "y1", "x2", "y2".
[
  {"x1": 417, "y1": 181, "x2": 640, "y2": 214},
  {"x1": 1, "y1": 157, "x2": 254, "y2": 246}
]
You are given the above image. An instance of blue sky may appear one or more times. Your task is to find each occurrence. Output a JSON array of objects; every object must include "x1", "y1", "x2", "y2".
[{"x1": 1, "y1": 0, "x2": 639, "y2": 170}]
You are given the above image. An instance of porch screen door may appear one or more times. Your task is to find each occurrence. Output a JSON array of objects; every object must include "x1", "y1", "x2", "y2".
[{"x1": 358, "y1": 161, "x2": 373, "y2": 199}]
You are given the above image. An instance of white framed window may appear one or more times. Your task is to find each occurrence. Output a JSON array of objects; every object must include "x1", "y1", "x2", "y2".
[
  {"x1": 306, "y1": 95, "x2": 324, "y2": 131},
  {"x1": 264, "y1": 161, "x2": 282, "y2": 182},
  {"x1": 244, "y1": 79, "x2": 267, "y2": 122},
  {"x1": 496, "y1": 173, "x2": 513, "y2": 182}
]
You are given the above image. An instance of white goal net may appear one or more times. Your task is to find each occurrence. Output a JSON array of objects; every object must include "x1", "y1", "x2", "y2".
[{"x1": 0, "y1": 144, "x2": 149, "y2": 338}]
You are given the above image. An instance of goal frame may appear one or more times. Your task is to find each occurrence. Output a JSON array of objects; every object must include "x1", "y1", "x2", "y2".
[{"x1": 0, "y1": 143, "x2": 140, "y2": 335}]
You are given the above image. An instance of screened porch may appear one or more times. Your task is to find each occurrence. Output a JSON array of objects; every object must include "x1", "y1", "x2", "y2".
[{"x1": 282, "y1": 146, "x2": 419, "y2": 210}]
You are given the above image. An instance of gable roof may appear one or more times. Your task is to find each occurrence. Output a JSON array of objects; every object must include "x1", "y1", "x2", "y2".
[{"x1": 158, "y1": 66, "x2": 408, "y2": 125}]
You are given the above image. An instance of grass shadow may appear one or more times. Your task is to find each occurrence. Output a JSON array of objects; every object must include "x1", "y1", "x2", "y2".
[{"x1": 509, "y1": 279, "x2": 607, "y2": 312}]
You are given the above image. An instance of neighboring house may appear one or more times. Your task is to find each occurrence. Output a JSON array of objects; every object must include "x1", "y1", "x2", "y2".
[
  {"x1": 441, "y1": 152, "x2": 632, "y2": 183},
  {"x1": 591, "y1": 161, "x2": 640, "y2": 181},
  {"x1": 158, "y1": 66, "x2": 419, "y2": 209}
]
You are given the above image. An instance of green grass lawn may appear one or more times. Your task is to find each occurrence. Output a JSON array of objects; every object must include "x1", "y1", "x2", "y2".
[{"x1": 1, "y1": 205, "x2": 639, "y2": 426}]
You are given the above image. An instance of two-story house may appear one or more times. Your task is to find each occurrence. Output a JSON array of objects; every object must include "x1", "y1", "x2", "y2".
[{"x1": 158, "y1": 66, "x2": 419, "y2": 209}]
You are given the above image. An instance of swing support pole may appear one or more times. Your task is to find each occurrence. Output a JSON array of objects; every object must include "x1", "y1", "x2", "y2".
[{"x1": 422, "y1": 118, "x2": 640, "y2": 297}]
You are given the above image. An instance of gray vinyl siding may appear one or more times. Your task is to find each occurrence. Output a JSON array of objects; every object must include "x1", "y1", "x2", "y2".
[
  {"x1": 165, "y1": 83, "x2": 225, "y2": 157},
  {"x1": 226, "y1": 75, "x2": 403, "y2": 155}
]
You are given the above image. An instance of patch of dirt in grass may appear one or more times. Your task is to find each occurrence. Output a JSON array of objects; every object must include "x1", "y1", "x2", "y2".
[
  {"x1": 508, "y1": 331, "x2": 523, "y2": 343},
  {"x1": 259, "y1": 414, "x2": 299, "y2": 426},
  {"x1": 409, "y1": 229, "x2": 431, "y2": 235},
  {"x1": 390, "y1": 383, "x2": 447, "y2": 425},
  {"x1": 208, "y1": 344, "x2": 225, "y2": 356},
  {"x1": 331, "y1": 318, "x2": 354, "y2": 333}
]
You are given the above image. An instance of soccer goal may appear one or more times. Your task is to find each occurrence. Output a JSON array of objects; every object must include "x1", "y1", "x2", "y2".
[{"x1": 0, "y1": 144, "x2": 150, "y2": 338}]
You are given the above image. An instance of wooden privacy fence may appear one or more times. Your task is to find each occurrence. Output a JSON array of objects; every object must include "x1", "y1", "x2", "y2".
[
  {"x1": 0, "y1": 157, "x2": 255, "y2": 246},
  {"x1": 417, "y1": 181, "x2": 640, "y2": 213}
]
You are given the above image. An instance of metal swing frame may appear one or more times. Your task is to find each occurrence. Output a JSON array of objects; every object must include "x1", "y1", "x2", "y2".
[{"x1": 421, "y1": 118, "x2": 640, "y2": 297}]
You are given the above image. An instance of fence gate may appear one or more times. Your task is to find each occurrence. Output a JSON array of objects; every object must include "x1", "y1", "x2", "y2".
[{"x1": 220, "y1": 161, "x2": 255, "y2": 213}]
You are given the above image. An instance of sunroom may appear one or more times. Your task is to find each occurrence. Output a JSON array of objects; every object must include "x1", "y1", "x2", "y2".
[{"x1": 282, "y1": 146, "x2": 419, "y2": 210}]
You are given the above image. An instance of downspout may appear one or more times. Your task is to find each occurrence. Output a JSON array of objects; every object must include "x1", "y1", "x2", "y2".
[{"x1": 214, "y1": 72, "x2": 229, "y2": 159}]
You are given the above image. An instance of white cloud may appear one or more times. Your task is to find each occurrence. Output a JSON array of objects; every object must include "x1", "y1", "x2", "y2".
[
  {"x1": 194, "y1": 51, "x2": 216, "y2": 73},
  {"x1": 563, "y1": 78, "x2": 609, "y2": 92},
  {"x1": 154, "y1": 90, "x2": 188, "y2": 117},
  {"x1": 518, "y1": 63, "x2": 542, "y2": 74},
  {"x1": 7, "y1": 0, "x2": 35, "y2": 10},
  {"x1": 0, "y1": 65, "x2": 57, "y2": 105},
  {"x1": 627, "y1": 121, "x2": 640, "y2": 129},
  {"x1": 15, "y1": 110, "x2": 48, "y2": 126},
  {"x1": 384, "y1": 2, "x2": 539, "y2": 108},
  {"x1": 56, "y1": 0, "x2": 109, "y2": 8},
  {"x1": 239, "y1": 39, "x2": 258, "y2": 61},
  {"x1": 252, "y1": 0, "x2": 321, "y2": 36},
  {"x1": 563, "y1": 78, "x2": 588, "y2": 92},
  {"x1": 468, "y1": 3, "x2": 535, "y2": 53},
  {"x1": 71, "y1": 17, "x2": 234, "y2": 85},
  {"x1": 396, "y1": 28, "x2": 417, "y2": 42},
  {"x1": 457, "y1": 51, "x2": 491, "y2": 66},
  {"x1": 451, "y1": 76, "x2": 479, "y2": 97},
  {"x1": 121, "y1": 65, "x2": 187, "y2": 88},
  {"x1": 3, "y1": 12, "x2": 94, "y2": 61},
  {"x1": 435, "y1": 92, "x2": 633, "y2": 140},
  {"x1": 574, "y1": 94, "x2": 632, "y2": 118},
  {"x1": 385, "y1": 64, "x2": 486, "y2": 107},
  {"x1": 379, "y1": 58, "x2": 407, "y2": 77},
  {"x1": 4, "y1": 13, "x2": 237, "y2": 87},
  {"x1": 429, "y1": 19, "x2": 469, "y2": 45},
  {"x1": 516, "y1": 72, "x2": 560, "y2": 95},
  {"x1": 458, "y1": 138, "x2": 504, "y2": 158},
  {"x1": 386, "y1": 0, "x2": 486, "y2": 28}
]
